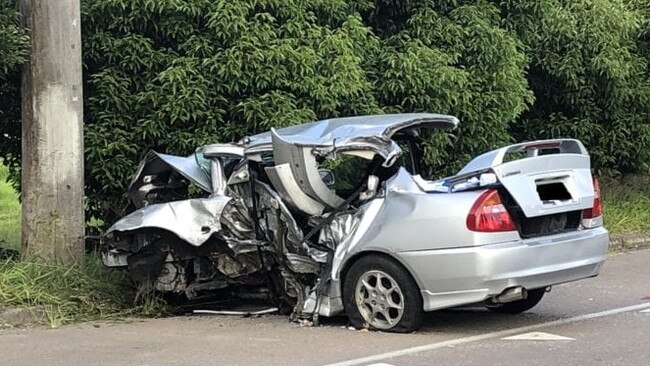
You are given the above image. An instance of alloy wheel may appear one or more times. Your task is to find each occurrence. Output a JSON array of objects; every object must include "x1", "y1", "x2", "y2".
[{"x1": 355, "y1": 270, "x2": 405, "y2": 329}]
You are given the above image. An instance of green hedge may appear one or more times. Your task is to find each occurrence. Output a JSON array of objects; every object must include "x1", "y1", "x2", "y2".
[
  {"x1": 0, "y1": 0, "x2": 649, "y2": 225},
  {"x1": 0, "y1": 0, "x2": 28, "y2": 183}
]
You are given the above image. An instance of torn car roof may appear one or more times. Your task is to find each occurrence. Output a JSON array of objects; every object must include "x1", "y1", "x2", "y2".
[{"x1": 242, "y1": 113, "x2": 459, "y2": 153}]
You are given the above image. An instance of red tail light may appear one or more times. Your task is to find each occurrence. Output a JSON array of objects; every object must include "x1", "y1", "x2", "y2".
[
  {"x1": 582, "y1": 177, "x2": 602, "y2": 219},
  {"x1": 466, "y1": 189, "x2": 517, "y2": 232}
]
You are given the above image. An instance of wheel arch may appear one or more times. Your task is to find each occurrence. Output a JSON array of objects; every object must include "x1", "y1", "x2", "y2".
[{"x1": 337, "y1": 250, "x2": 425, "y2": 301}]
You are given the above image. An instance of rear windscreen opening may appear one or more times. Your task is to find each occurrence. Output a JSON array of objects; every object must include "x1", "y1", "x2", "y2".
[{"x1": 536, "y1": 182, "x2": 572, "y2": 202}]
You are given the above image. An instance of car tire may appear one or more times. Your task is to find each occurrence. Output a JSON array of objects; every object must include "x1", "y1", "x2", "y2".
[
  {"x1": 343, "y1": 254, "x2": 424, "y2": 333},
  {"x1": 486, "y1": 288, "x2": 546, "y2": 314}
]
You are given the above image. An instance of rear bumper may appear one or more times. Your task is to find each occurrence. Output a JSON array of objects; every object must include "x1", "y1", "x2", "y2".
[{"x1": 397, "y1": 227, "x2": 609, "y2": 311}]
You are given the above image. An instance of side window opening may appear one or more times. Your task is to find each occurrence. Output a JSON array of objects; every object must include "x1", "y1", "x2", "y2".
[
  {"x1": 393, "y1": 135, "x2": 417, "y2": 175},
  {"x1": 320, "y1": 154, "x2": 374, "y2": 198},
  {"x1": 417, "y1": 127, "x2": 454, "y2": 181}
]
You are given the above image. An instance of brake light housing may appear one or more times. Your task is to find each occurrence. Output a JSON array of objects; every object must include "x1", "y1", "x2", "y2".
[
  {"x1": 466, "y1": 189, "x2": 517, "y2": 232},
  {"x1": 582, "y1": 177, "x2": 602, "y2": 220}
]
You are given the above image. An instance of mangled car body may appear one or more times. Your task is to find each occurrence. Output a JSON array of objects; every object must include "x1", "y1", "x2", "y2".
[{"x1": 101, "y1": 113, "x2": 609, "y2": 332}]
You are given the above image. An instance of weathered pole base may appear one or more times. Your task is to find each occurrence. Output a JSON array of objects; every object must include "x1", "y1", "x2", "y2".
[{"x1": 20, "y1": 0, "x2": 85, "y2": 266}]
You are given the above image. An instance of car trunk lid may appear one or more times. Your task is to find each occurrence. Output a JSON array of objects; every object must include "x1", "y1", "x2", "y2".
[{"x1": 458, "y1": 139, "x2": 595, "y2": 219}]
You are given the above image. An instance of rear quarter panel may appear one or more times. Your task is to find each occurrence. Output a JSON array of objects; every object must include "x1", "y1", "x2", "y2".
[
  {"x1": 356, "y1": 183, "x2": 519, "y2": 253},
  {"x1": 330, "y1": 169, "x2": 519, "y2": 303}
]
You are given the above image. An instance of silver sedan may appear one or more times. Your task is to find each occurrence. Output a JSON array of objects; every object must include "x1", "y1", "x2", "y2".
[{"x1": 101, "y1": 114, "x2": 608, "y2": 332}]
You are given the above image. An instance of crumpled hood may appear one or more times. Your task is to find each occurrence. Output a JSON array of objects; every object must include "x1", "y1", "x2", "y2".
[
  {"x1": 129, "y1": 151, "x2": 212, "y2": 207},
  {"x1": 107, "y1": 196, "x2": 232, "y2": 246}
]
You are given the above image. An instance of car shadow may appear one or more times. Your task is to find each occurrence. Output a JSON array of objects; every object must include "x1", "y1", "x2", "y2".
[
  {"x1": 317, "y1": 307, "x2": 562, "y2": 335},
  {"x1": 173, "y1": 296, "x2": 563, "y2": 335}
]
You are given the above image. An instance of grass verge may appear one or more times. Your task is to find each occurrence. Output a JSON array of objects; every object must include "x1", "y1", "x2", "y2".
[
  {"x1": 0, "y1": 254, "x2": 168, "y2": 327},
  {"x1": 1, "y1": 164, "x2": 168, "y2": 328},
  {"x1": 0, "y1": 164, "x2": 20, "y2": 252},
  {"x1": 600, "y1": 175, "x2": 650, "y2": 235}
]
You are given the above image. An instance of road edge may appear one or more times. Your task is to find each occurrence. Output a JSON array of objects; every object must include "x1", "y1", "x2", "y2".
[{"x1": 609, "y1": 232, "x2": 650, "y2": 251}]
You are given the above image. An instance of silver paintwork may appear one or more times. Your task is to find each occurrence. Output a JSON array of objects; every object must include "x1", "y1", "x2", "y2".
[
  {"x1": 129, "y1": 151, "x2": 212, "y2": 207},
  {"x1": 265, "y1": 164, "x2": 326, "y2": 215},
  {"x1": 458, "y1": 139, "x2": 587, "y2": 175},
  {"x1": 320, "y1": 166, "x2": 608, "y2": 315},
  {"x1": 102, "y1": 113, "x2": 609, "y2": 325},
  {"x1": 271, "y1": 130, "x2": 345, "y2": 208},
  {"x1": 490, "y1": 153, "x2": 594, "y2": 217},
  {"x1": 202, "y1": 144, "x2": 245, "y2": 195},
  {"x1": 210, "y1": 158, "x2": 227, "y2": 195},
  {"x1": 108, "y1": 196, "x2": 232, "y2": 246},
  {"x1": 201, "y1": 144, "x2": 245, "y2": 159},
  {"x1": 402, "y1": 227, "x2": 608, "y2": 311},
  {"x1": 451, "y1": 139, "x2": 594, "y2": 217},
  {"x1": 244, "y1": 113, "x2": 459, "y2": 158}
]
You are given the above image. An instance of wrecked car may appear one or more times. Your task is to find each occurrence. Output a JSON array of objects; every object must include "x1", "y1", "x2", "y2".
[{"x1": 100, "y1": 113, "x2": 609, "y2": 332}]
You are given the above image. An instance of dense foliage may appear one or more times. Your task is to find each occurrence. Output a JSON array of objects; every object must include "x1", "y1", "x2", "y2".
[
  {"x1": 358, "y1": 0, "x2": 533, "y2": 174},
  {"x1": 0, "y1": 0, "x2": 649, "y2": 224},
  {"x1": 81, "y1": 0, "x2": 382, "y2": 219},
  {"x1": 0, "y1": 0, "x2": 27, "y2": 175},
  {"x1": 501, "y1": 0, "x2": 650, "y2": 174}
]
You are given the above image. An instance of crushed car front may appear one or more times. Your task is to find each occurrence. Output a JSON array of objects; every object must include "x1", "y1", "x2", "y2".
[{"x1": 100, "y1": 113, "x2": 459, "y2": 321}]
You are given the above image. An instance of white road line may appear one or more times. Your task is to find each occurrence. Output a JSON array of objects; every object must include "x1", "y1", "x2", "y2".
[
  {"x1": 641, "y1": 308, "x2": 650, "y2": 313},
  {"x1": 323, "y1": 302, "x2": 650, "y2": 366},
  {"x1": 501, "y1": 331, "x2": 574, "y2": 341}
]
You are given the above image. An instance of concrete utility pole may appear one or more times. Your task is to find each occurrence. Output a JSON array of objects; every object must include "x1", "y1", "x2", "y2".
[{"x1": 20, "y1": 0, "x2": 85, "y2": 266}]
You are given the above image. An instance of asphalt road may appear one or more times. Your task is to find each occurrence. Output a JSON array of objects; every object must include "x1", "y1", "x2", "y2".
[{"x1": 2, "y1": 249, "x2": 649, "y2": 366}]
